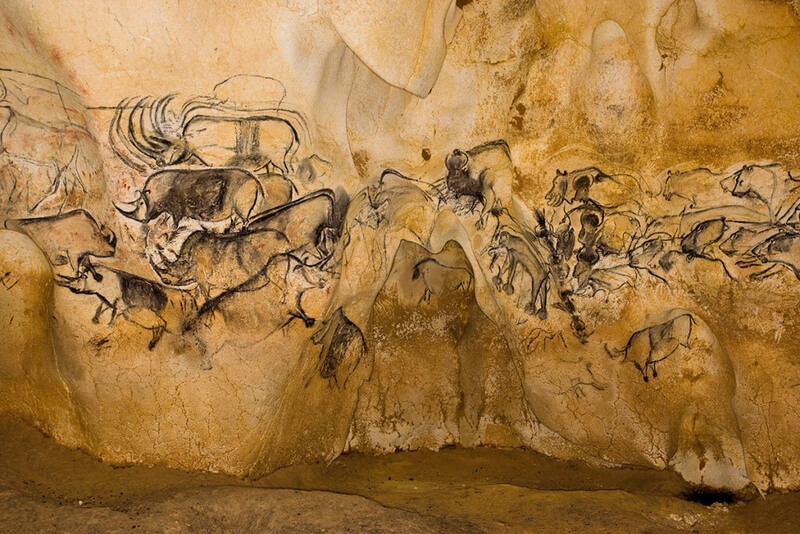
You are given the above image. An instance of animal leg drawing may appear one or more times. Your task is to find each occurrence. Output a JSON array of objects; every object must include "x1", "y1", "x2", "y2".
[
  {"x1": 490, "y1": 230, "x2": 549, "y2": 319},
  {"x1": 606, "y1": 313, "x2": 696, "y2": 382}
]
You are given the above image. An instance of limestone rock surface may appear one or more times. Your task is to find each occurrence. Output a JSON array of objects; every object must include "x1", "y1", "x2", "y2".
[{"x1": 1, "y1": 0, "x2": 800, "y2": 494}]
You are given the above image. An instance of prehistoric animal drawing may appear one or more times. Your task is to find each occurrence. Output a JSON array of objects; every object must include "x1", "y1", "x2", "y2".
[
  {"x1": 185, "y1": 252, "x2": 328, "y2": 334},
  {"x1": 183, "y1": 114, "x2": 302, "y2": 174},
  {"x1": 59, "y1": 259, "x2": 189, "y2": 350},
  {"x1": 661, "y1": 167, "x2": 731, "y2": 210},
  {"x1": 551, "y1": 219, "x2": 576, "y2": 264},
  {"x1": 676, "y1": 217, "x2": 736, "y2": 277},
  {"x1": 629, "y1": 218, "x2": 773, "y2": 283},
  {"x1": 572, "y1": 259, "x2": 637, "y2": 297},
  {"x1": 295, "y1": 154, "x2": 333, "y2": 191},
  {"x1": 312, "y1": 307, "x2": 368, "y2": 386},
  {"x1": 0, "y1": 144, "x2": 90, "y2": 215},
  {"x1": 750, "y1": 230, "x2": 800, "y2": 280},
  {"x1": 489, "y1": 228, "x2": 551, "y2": 318},
  {"x1": 248, "y1": 188, "x2": 339, "y2": 262},
  {"x1": 443, "y1": 140, "x2": 513, "y2": 228},
  {"x1": 356, "y1": 169, "x2": 428, "y2": 228},
  {"x1": 720, "y1": 163, "x2": 800, "y2": 222},
  {"x1": 4, "y1": 209, "x2": 116, "y2": 278},
  {"x1": 627, "y1": 236, "x2": 675, "y2": 283},
  {"x1": 147, "y1": 223, "x2": 292, "y2": 295},
  {"x1": 0, "y1": 77, "x2": 96, "y2": 214},
  {"x1": 548, "y1": 170, "x2": 645, "y2": 291},
  {"x1": 720, "y1": 164, "x2": 783, "y2": 203},
  {"x1": 717, "y1": 223, "x2": 791, "y2": 279},
  {"x1": 595, "y1": 212, "x2": 643, "y2": 257},
  {"x1": 116, "y1": 167, "x2": 265, "y2": 231},
  {"x1": 266, "y1": 254, "x2": 329, "y2": 327},
  {"x1": 444, "y1": 149, "x2": 483, "y2": 206},
  {"x1": 257, "y1": 171, "x2": 296, "y2": 210},
  {"x1": 606, "y1": 313, "x2": 696, "y2": 382},
  {"x1": 546, "y1": 167, "x2": 609, "y2": 207},
  {"x1": 559, "y1": 205, "x2": 605, "y2": 271},
  {"x1": 546, "y1": 167, "x2": 643, "y2": 212},
  {"x1": 26, "y1": 144, "x2": 89, "y2": 214},
  {"x1": 352, "y1": 182, "x2": 390, "y2": 229},
  {"x1": 628, "y1": 229, "x2": 734, "y2": 283},
  {"x1": 180, "y1": 253, "x2": 329, "y2": 370},
  {"x1": 144, "y1": 188, "x2": 336, "y2": 293},
  {"x1": 411, "y1": 257, "x2": 473, "y2": 304},
  {"x1": 564, "y1": 363, "x2": 608, "y2": 399},
  {"x1": 110, "y1": 95, "x2": 197, "y2": 170},
  {"x1": 118, "y1": 166, "x2": 269, "y2": 271},
  {"x1": 110, "y1": 94, "x2": 308, "y2": 174},
  {"x1": 680, "y1": 218, "x2": 727, "y2": 258},
  {"x1": 351, "y1": 169, "x2": 435, "y2": 240},
  {"x1": 718, "y1": 224, "x2": 776, "y2": 258},
  {"x1": 562, "y1": 207, "x2": 642, "y2": 273}
]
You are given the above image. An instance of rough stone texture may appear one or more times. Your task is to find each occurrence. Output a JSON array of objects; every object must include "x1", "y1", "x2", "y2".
[
  {"x1": 1, "y1": 0, "x2": 800, "y2": 495},
  {"x1": 3, "y1": 415, "x2": 800, "y2": 534}
]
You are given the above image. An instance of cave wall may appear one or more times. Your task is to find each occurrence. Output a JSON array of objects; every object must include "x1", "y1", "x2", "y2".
[{"x1": 1, "y1": 0, "x2": 799, "y2": 493}]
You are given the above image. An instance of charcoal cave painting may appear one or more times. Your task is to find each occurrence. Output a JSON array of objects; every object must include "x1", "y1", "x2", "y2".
[
  {"x1": 0, "y1": 71, "x2": 102, "y2": 217},
  {"x1": 1, "y1": 75, "x2": 343, "y2": 369},
  {"x1": 605, "y1": 313, "x2": 695, "y2": 382},
  {"x1": 541, "y1": 162, "x2": 800, "y2": 290},
  {"x1": 5, "y1": 72, "x2": 800, "y2": 492},
  {"x1": 106, "y1": 83, "x2": 345, "y2": 368}
]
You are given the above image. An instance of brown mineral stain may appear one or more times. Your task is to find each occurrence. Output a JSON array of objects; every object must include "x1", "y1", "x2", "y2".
[{"x1": 352, "y1": 149, "x2": 370, "y2": 179}]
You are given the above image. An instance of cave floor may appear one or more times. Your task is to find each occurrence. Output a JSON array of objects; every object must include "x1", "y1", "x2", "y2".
[{"x1": 0, "y1": 417, "x2": 797, "y2": 533}]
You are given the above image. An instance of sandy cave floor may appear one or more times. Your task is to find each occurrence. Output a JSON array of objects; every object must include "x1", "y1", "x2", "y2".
[{"x1": 0, "y1": 417, "x2": 798, "y2": 533}]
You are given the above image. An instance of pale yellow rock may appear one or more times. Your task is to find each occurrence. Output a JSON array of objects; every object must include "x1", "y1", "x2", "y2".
[{"x1": 1, "y1": 0, "x2": 799, "y2": 495}]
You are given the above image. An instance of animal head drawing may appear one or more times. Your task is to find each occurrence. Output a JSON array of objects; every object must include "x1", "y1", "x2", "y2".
[
  {"x1": 545, "y1": 169, "x2": 568, "y2": 207},
  {"x1": 720, "y1": 165, "x2": 775, "y2": 203}
]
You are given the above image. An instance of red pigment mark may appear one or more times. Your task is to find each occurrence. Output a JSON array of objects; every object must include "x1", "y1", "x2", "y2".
[
  {"x1": 44, "y1": 46, "x2": 90, "y2": 96},
  {"x1": 4, "y1": 14, "x2": 16, "y2": 37},
  {"x1": 49, "y1": 47, "x2": 64, "y2": 64},
  {"x1": 22, "y1": 28, "x2": 40, "y2": 50}
]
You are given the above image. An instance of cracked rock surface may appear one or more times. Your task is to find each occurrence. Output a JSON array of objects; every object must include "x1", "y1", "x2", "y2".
[{"x1": 1, "y1": 0, "x2": 800, "y2": 501}]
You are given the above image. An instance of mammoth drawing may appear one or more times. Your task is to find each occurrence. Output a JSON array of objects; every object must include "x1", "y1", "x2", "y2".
[{"x1": 110, "y1": 94, "x2": 307, "y2": 174}]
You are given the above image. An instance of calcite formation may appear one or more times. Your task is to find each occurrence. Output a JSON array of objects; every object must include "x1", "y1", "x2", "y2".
[{"x1": 1, "y1": 0, "x2": 799, "y2": 494}]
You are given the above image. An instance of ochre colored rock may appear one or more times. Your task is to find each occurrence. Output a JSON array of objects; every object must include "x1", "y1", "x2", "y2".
[{"x1": 1, "y1": 0, "x2": 800, "y2": 494}]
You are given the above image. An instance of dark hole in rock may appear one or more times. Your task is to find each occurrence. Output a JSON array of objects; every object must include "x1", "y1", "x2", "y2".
[{"x1": 680, "y1": 487, "x2": 738, "y2": 506}]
